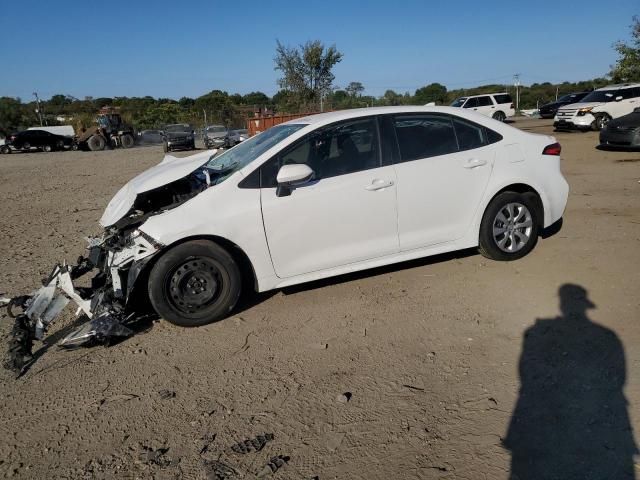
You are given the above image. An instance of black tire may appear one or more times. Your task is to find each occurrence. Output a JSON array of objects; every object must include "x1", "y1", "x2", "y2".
[
  {"x1": 0, "y1": 145, "x2": 11, "y2": 154},
  {"x1": 121, "y1": 133, "x2": 134, "y2": 148},
  {"x1": 22, "y1": 142, "x2": 31, "y2": 151},
  {"x1": 71, "y1": 143, "x2": 79, "y2": 151},
  {"x1": 478, "y1": 191, "x2": 540, "y2": 261},
  {"x1": 87, "y1": 135, "x2": 106, "y2": 151},
  {"x1": 593, "y1": 113, "x2": 611, "y2": 131},
  {"x1": 492, "y1": 111, "x2": 506, "y2": 122},
  {"x1": 43, "y1": 144, "x2": 53, "y2": 152},
  {"x1": 148, "y1": 240, "x2": 242, "y2": 327}
]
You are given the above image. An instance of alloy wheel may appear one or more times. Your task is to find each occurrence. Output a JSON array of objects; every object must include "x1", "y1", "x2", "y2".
[{"x1": 492, "y1": 203, "x2": 533, "y2": 253}]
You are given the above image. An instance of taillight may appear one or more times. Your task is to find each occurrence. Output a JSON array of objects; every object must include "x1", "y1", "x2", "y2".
[{"x1": 542, "y1": 142, "x2": 561, "y2": 156}]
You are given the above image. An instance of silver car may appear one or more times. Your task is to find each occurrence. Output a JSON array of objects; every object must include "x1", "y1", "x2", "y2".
[{"x1": 203, "y1": 125, "x2": 229, "y2": 149}]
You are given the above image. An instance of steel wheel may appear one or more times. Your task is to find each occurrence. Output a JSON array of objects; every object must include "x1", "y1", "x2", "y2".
[
  {"x1": 166, "y1": 257, "x2": 223, "y2": 315},
  {"x1": 492, "y1": 202, "x2": 533, "y2": 253}
]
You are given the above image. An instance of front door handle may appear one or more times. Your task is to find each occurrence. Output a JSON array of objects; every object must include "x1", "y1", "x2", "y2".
[
  {"x1": 463, "y1": 158, "x2": 487, "y2": 169},
  {"x1": 365, "y1": 179, "x2": 394, "y2": 191}
]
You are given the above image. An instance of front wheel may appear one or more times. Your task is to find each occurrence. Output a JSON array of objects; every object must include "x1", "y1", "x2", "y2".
[
  {"x1": 43, "y1": 144, "x2": 53, "y2": 152},
  {"x1": 0, "y1": 145, "x2": 11, "y2": 154},
  {"x1": 121, "y1": 134, "x2": 134, "y2": 148},
  {"x1": 148, "y1": 240, "x2": 242, "y2": 327},
  {"x1": 478, "y1": 192, "x2": 540, "y2": 261},
  {"x1": 593, "y1": 113, "x2": 611, "y2": 131}
]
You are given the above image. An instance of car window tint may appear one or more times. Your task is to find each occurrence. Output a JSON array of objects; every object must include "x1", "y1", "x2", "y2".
[
  {"x1": 477, "y1": 96, "x2": 493, "y2": 107},
  {"x1": 463, "y1": 97, "x2": 478, "y2": 108},
  {"x1": 486, "y1": 128, "x2": 503, "y2": 144},
  {"x1": 453, "y1": 117, "x2": 487, "y2": 150},
  {"x1": 261, "y1": 117, "x2": 380, "y2": 187},
  {"x1": 619, "y1": 88, "x2": 636, "y2": 100},
  {"x1": 492, "y1": 94, "x2": 512, "y2": 104},
  {"x1": 393, "y1": 114, "x2": 458, "y2": 162}
]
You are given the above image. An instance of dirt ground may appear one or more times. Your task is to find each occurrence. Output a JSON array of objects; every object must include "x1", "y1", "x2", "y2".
[{"x1": 0, "y1": 118, "x2": 639, "y2": 479}]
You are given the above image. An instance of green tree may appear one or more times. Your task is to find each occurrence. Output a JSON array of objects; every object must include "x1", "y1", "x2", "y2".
[
  {"x1": 414, "y1": 83, "x2": 448, "y2": 105},
  {"x1": 345, "y1": 81, "x2": 365, "y2": 97},
  {"x1": 610, "y1": 16, "x2": 640, "y2": 82},
  {"x1": 274, "y1": 39, "x2": 343, "y2": 111}
]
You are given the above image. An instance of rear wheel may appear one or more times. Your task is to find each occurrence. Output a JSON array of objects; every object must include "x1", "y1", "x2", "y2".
[
  {"x1": 43, "y1": 144, "x2": 53, "y2": 152},
  {"x1": 87, "y1": 135, "x2": 106, "y2": 151},
  {"x1": 148, "y1": 240, "x2": 242, "y2": 327},
  {"x1": 0, "y1": 145, "x2": 11, "y2": 154},
  {"x1": 478, "y1": 192, "x2": 540, "y2": 261},
  {"x1": 492, "y1": 111, "x2": 506, "y2": 122},
  {"x1": 121, "y1": 134, "x2": 134, "y2": 148}
]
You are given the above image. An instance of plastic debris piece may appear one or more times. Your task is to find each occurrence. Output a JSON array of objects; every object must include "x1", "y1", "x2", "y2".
[
  {"x1": 159, "y1": 389, "x2": 176, "y2": 400},
  {"x1": 3, "y1": 314, "x2": 33, "y2": 376}
]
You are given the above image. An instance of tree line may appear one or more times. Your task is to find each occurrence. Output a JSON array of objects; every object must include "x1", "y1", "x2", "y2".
[{"x1": 0, "y1": 16, "x2": 637, "y2": 136}]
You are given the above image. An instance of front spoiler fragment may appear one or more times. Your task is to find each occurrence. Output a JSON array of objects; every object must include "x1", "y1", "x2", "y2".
[{"x1": 3, "y1": 233, "x2": 159, "y2": 377}]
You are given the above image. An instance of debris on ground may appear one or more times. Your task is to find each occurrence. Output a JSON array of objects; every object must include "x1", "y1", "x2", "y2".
[
  {"x1": 203, "y1": 459, "x2": 237, "y2": 479},
  {"x1": 158, "y1": 389, "x2": 176, "y2": 400},
  {"x1": 138, "y1": 444, "x2": 178, "y2": 468},
  {"x1": 199, "y1": 432, "x2": 217, "y2": 455},
  {"x1": 230, "y1": 433, "x2": 274, "y2": 454},
  {"x1": 257, "y1": 455, "x2": 290, "y2": 478},
  {"x1": 336, "y1": 392, "x2": 352, "y2": 403}
]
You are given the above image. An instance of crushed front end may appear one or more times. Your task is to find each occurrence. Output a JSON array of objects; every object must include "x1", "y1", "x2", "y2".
[{"x1": 4, "y1": 228, "x2": 162, "y2": 376}]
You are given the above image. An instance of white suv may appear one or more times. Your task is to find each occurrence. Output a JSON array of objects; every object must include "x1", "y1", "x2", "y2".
[
  {"x1": 554, "y1": 83, "x2": 640, "y2": 131},
  {"x1": 450, "y1": 93, "x2": 515, "y2": 122}
]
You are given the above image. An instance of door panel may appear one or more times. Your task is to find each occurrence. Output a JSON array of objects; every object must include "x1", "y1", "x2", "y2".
[
  {"x1": 260, "y1": 117, "x2": 399, "y2": 278},
  {"x1": 392, "y1": 114, "x2": 495, "y2": 250},
  {"x1": 261, "y1": 167, "x2": 398, "y2": 278}
]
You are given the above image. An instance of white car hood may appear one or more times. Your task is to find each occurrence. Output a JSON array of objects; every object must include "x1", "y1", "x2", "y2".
[{"x1": 99, "y1": 149, "x2": 216, "y2": 227}]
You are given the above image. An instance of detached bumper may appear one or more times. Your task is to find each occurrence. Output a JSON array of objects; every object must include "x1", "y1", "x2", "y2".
[{"x1": 4, "y1": 232, "x2": 161, "y2": 376}]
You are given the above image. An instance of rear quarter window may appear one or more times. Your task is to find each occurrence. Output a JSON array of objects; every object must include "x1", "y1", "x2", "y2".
[{"x1": 492, "y1": 94, "x2": 513, "y2": 105}]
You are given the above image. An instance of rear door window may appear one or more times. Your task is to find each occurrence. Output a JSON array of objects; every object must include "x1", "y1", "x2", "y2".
[
  {"x1": 393, "y1": 114, "x2": 458, "y2": 162},
  {"x1": 477, "y1": 96, "x2": 493, "y2": 107}
]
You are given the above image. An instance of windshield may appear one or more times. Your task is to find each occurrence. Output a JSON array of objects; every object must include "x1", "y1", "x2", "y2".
[
  {"x1": 203, "y1": 123, "x2": 306, "y2": 184},
  {"x1": 207, "y1": 126, "x2": 227, "y2": 133},
  {"x1": 165, "y1": 124, "x2": 191, "y2": 132},
  {"x1": 450, "y1": 97, "x2": 467, "y2": 108},
  {"x1": 582, "y1": 90, "x2": 619, "y2": 103}
]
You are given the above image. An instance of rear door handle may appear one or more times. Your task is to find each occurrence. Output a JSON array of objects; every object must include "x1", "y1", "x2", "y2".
[
  {"x1": 365, "y1": 179, "x2": 394, "y2": 191},
  {"x1": 463, "y1": 158, "x2": 487, "y2": 169}
]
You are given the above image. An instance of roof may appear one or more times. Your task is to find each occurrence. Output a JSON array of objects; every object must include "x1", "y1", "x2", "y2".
[{"x1": 285, "y1": 105, "x2": 498, "y2": 126}]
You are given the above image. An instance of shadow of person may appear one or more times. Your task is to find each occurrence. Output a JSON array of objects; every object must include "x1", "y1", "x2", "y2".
[{"x1": 504, "y1": 284, "x2": 637, "y2": 480}]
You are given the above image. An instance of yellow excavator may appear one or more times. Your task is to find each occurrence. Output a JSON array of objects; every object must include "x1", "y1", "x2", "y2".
[{"x1": 76, "y1": 106, "x2": 136, "y2": 151}]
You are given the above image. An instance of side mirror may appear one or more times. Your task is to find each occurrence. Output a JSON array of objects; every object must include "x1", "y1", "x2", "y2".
[
  {"x1": 276, "y1": 163, "x2": 314, "y2": 197},
  {"x1": 615, "y1": 96, "x2": 623, "y2": 102}
]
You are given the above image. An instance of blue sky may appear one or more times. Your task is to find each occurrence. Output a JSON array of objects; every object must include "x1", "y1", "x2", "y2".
[{"x1": 1, "y1": 0, "x2": 637, "y2": 100}]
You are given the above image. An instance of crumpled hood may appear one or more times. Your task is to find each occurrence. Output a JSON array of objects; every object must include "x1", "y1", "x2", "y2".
[{"x1": 99, "y1": 149, "x2": 215, "y2": 227}]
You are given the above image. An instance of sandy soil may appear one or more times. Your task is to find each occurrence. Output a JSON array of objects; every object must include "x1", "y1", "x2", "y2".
[{"x1": 0, "y1": 119, "x2": 639, "y2": 479}]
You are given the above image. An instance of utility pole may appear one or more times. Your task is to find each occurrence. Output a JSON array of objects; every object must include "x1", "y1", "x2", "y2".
[
  {"x1": 513, "y1": 74, "x2": 520, "y2": 111},
  {"x1": 203, "y1": 109, "x2": 208, "y2": 127},
  {"x1": 33, "y1": 92, "x2": 43, "y2": 126},
  {"x1": 555, "y1": 86, "x2": 559, "y2": 102}
]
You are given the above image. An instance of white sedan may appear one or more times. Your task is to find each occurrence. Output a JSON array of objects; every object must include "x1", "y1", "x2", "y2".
[{"x1": 13, "y1": 107, "x2": 570, "y2": 347}]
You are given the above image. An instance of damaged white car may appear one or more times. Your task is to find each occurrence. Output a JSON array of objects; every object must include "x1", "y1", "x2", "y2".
[{"x1": 5, "y1": 106, "x2": 569, "y2": 375}]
